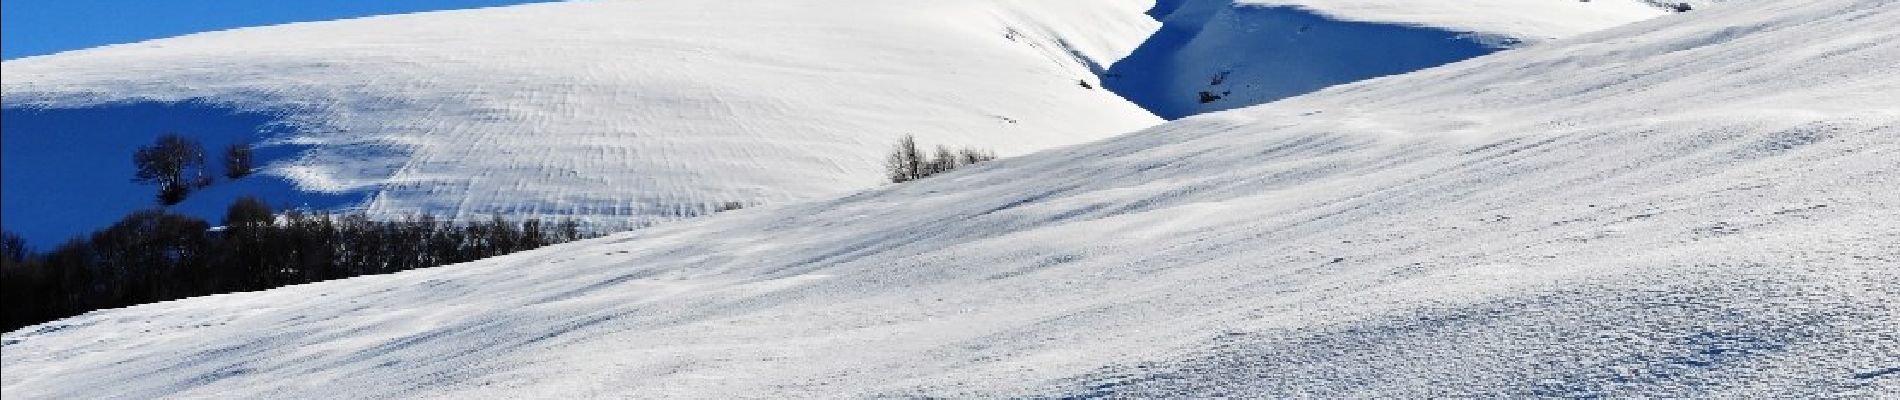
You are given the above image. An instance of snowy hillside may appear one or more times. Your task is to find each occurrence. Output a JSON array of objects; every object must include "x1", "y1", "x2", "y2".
[
  {"x1": 6, "y1": 0, "x2": 1896, "y2": 398},
  {"x1": 1105, "y1": 0, "x2": 1662, "y2": 118},
  {"x1": 0, "y1": 0, "x2": 1163, "y2": 245},
  {"x1": 0, "y1": 0, "x2": 1671, "y2": 247}
]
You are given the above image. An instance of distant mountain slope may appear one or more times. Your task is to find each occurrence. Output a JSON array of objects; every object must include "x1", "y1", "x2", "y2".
[
  {"x1": 1106, "y1": 0, "x2": 1663, "y2": 118},
  {"x1": 7, "y1": 0, "x2": 1896, "y2": 398},
  {"x1": 0, "y1": 0, "x2": 1667, "y2": 246},
  {"x1": 0, "y1": 0, "x2": 1163, "y2": 245}
]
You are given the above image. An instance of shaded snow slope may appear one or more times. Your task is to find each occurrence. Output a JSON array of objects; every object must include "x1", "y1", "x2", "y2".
[
  {"x1": 7, "y1": 0, "x2": 1899, "y2": 398},
  {"x1": 1107, "y1": 0, "x2": 1662, "y2": 118},
  {"x1": 1, "y1": 103, "x2": 357, "y2": 247},
  {"x1": 0, "y1": 0, "x2": 1162, "y2": 245}
]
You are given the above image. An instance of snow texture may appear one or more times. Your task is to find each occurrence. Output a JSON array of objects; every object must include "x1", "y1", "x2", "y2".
[
  {"x1": 0, "y1": 0, "x2": 1164, "y2": 245},
  {"x1": 6, "y1": 0, "x2": 1897, "y2": 398}
]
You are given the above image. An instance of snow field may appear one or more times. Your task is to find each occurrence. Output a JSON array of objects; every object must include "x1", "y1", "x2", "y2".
[{"x1": 6, "y1": 0, "x2": 1897, "y2": 398}]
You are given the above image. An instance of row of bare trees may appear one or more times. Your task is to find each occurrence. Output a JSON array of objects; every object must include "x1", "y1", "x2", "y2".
[{"x1": 884, "y1": 134, "x2": 997, "y2": 183}]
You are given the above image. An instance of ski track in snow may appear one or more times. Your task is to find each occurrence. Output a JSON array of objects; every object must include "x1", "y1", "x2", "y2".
[{"x1": 5, "y1": 0, "x2": 1900, "y2": 398}]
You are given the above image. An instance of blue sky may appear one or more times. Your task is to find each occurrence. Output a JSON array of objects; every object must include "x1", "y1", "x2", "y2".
[{"x1": 1, "y1": 0, "x2": 554, "y2": 60}]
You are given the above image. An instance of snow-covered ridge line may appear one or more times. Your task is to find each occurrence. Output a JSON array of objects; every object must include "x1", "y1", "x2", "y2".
[{"x1": 1236, "y1": 0, "x2": 1664, "y2": 41}]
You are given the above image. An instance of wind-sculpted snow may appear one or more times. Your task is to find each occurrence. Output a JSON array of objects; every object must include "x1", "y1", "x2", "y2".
[
  {"x1": 0, "y1": 0, "x2": 1163, "y2": 245},
  {"x1": 6, "y1": 0, "x2": 1899, "y2": 398},
  {"x1": 1107, "y1": 0, "x2": 1662, "y2": 118}
]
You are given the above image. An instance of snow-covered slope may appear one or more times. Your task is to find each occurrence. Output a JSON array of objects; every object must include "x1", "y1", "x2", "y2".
[
  {"x1": 7, "y1": 0, "x2": 1898, "y2": 398},
  {"x1": 1106, "y1": 0, "x2": 1663, "y2": 118},
  {"x1": 0, "y1": 0, "x2": 1162, "y2": 245},
  {"x1": 0, "y1": 0, "x2": 1669, "y2": 247}
]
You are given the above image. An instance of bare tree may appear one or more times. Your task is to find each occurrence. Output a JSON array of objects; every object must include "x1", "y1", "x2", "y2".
[
  {"x1": 223, "y1": 143, "x2": 256, "y2": 179},
  {"x1": 223, "y1": 196, "x2": 274, "y2": 228},
  {"x1": 133, "y1": 133, "x2": 209, "y2": 205},
  {"x1": 929, "y1": 145, "x2": 957, "y2": 175},
  {"x1": 957, "y1": 148, "x2": 996, "y2": 166},
  {"x1": 886, "y1": 134, "x2": 925, "y2": 183}
]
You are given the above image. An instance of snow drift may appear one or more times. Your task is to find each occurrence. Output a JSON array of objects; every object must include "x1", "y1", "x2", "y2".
[
  {"x1": 7, "y1": 0, "x2": 1898, "y2": 398},
  {"x1": 0, "y1": 0, "x2": 1163, "y2": 245},
  {"x1": 1105, "y1": 0, "x2": 1662, "y2": 118}
]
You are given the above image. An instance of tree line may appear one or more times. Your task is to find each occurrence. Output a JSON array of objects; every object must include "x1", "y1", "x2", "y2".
[
  {"x1": 0, "y1": 197, "x2": 594, "y2": 332},
  {"x1": 3, "y1": 131, "x2": 971, "y2": 332},
  {"x1": 884, "y1": 134, "x2": 997, "y2": 183}
]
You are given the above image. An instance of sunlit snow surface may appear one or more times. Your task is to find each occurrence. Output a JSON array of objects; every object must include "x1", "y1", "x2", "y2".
[
  {"x1": 1, "y1": 0, "x2": 1663, "y2": 247},
  {"x1": 0, "y1": 0, "x2": 1164, "y2": 244},
  {"x1": 5, "y1": 0, "x2": 1899, "y2": 398}
]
